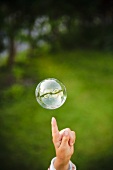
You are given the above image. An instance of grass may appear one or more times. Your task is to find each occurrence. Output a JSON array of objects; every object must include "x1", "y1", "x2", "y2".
[{"x1": 0, "y1": 50, "x2": 113, "y2": 170}]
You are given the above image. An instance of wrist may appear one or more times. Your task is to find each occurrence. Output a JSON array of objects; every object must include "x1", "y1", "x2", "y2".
[{"x1": 54, "y1": 157, "x2": 70, "y2": 170}]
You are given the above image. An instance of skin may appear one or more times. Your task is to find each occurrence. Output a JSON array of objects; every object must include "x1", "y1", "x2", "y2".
[{"x1": 51, "y1": 117, "x2": 76, "y2": 170}]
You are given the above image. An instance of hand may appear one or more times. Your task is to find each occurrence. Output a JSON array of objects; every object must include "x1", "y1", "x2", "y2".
[{"x1": 51, "y1": 117, "x2": 76, "y2": 170}]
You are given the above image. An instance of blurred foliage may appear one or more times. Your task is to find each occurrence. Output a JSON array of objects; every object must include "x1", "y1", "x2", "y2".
[
  {"x1": 0, "y1": 50, "x2": 113, "y2": 170},
  {"x1": 0, "y1": 0, "x2": 113, "y2": 69},
  {"x1": 3, "y1": 84, "x2": 25, "y2": 101}
]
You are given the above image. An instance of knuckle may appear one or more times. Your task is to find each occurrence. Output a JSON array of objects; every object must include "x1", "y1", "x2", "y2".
[
  {"x1": 66, "y1": 128, "x2": 71, "y2": 131},
  {"x1": 72, "y1": 130, "x2": 75, "y2": 134},
  {"x1": 72, "y1": 131, "x2": 76, "y2": 136}
]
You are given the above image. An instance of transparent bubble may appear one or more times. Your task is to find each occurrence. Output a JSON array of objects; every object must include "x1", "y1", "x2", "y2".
[{"x1": 35, "y1": 78, "x2": 67, "y2": 109}]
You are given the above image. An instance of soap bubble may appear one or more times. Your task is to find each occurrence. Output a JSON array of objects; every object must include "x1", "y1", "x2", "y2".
[{"x1": 35, "y1": 78, "x2": 67, "y2": 109}]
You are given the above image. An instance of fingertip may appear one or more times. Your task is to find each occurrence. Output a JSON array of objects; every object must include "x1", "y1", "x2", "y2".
[
  {"x1": 64, "y1": 131, "x2": 70, "y2": 141},
  {"x1": 70, "y1": 142, "x2": 74, "y2": 146},
  {"x1": 51, "y1": 117, "x2": 54, "y2": 122},
  {"x1": 69, "y1": 138, "x2": 74, "y2": 146},
  {"x1": 51, "y1": 117, "x2": 55, "y2": 124},
  {"x1": 62, "y1": 135, "x2": 69, "y2": 145}
]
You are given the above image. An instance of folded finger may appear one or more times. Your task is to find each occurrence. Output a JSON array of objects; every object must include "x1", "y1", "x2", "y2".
[
  {"x1": 69, "y1": 131, "x2": 76, "y2": 146},
  {"x1": 60, "y1": 128, "x2": 76, "y2": 146}
]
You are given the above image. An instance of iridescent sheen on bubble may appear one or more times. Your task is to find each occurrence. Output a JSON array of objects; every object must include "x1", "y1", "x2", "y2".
[{"x1": 35, "y1": 78, "x2": 67, "y2": 109}]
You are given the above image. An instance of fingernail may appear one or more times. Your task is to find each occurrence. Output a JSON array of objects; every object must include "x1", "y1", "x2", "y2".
[
  {"x1": 64, "y1": 130, "x2": 68, "y2": 136},
  {"x1": 51, "y1": 117, "x2": 55, "y2": 123}
]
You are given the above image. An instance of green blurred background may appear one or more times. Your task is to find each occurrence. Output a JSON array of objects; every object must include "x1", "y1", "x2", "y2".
[{"x1": 0, "y1": 0, "x2": 113, "y2": 170}]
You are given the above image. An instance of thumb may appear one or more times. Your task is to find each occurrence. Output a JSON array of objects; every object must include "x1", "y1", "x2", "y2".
[{"x1": 61, "y1": 130, "x2": 69, "y2": 147}]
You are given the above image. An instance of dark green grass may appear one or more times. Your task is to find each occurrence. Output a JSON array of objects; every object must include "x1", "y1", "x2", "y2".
[{"x1": 0, "y1": 50, "x2": 113, "y2": 170}]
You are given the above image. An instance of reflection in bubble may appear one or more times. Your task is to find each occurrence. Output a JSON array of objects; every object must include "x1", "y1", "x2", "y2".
[{"x1": 35, "y1": 78, "x2": 67, "y2": 109}]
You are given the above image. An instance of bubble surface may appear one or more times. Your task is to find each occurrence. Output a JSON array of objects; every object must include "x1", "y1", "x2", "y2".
[{"x1": 35, "y1": 78, "x2": 67, "y2": 109}]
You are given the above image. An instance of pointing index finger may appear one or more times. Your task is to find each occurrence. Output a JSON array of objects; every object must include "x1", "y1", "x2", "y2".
[{"x1": 51, "y1": 117, "x2": 59, "y2": 140}]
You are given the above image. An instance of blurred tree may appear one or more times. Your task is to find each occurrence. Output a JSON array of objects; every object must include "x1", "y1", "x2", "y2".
[
  {"x1": 0, "y1": 2, "x2": 25, "y2": 69},
  {"x1": 0, "y1": 0, "x2": 45, "y2": 69},
  {"x1": 0, "y1": 32, "x2": 5, "y2": 53},
  {"x1": 0, "y1": 0, "x2": 113, "y2": 70}
]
